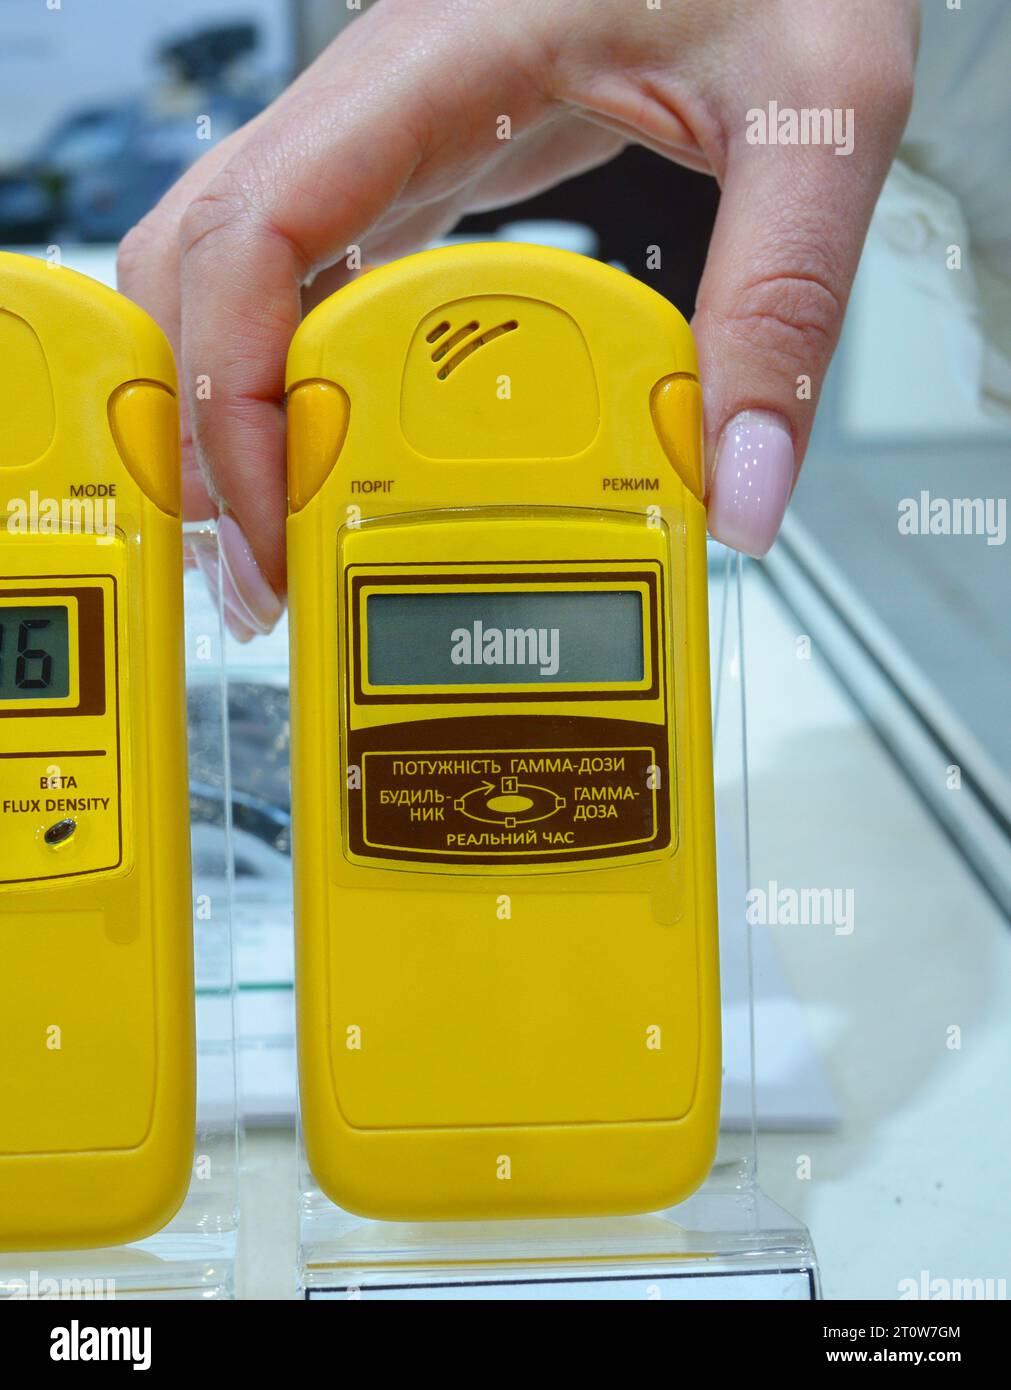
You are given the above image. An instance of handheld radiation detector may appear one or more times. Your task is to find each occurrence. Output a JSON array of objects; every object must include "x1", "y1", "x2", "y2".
[
  {"x1": 287, "y1": 243, "x2": 719, "y2": 1220},
  {"x1": 0, "y1": 253, "x2": 193, "y2": 1250}
]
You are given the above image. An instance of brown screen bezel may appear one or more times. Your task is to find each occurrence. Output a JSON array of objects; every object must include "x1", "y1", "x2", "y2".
[
  {"x1": 0, "y1": 583, "x2": 106, "y2": 718},
  {"x1": 347, "y1": 565, "x2": 661, "y2": 706}
]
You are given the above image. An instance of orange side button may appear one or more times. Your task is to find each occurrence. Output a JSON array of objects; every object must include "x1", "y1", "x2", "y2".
[
  {"x1": 108, "y1": 381, "x2": 181, "y2": 515},
  {"x1": 287, "y1": 380, "x2": 350, "y2": 511},
  {"x1": 650, "y1": 374, "x2": 704, "y2": 502}
]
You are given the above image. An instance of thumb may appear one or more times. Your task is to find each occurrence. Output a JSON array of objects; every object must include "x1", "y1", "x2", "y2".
[{"x1": 693, "y1": 92, "x2": 909, "y2": 556}]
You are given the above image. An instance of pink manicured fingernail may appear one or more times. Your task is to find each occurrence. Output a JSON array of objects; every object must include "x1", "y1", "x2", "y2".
[
  {"x1": 218, "y1": 514, "x2": 283, "y2": 636},
  {"x1": 220, "y1": 603, "x2": 258, "y2": 644},
  {"x1": 708, "y1": 410, "x2": 794, "y2": 558}
]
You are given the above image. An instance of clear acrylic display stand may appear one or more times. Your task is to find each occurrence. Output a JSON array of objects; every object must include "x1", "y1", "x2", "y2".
[
  {"x1": 0, "y1": 521, "x2": 239, "y2": 1301},
  {"x1": 296, "y1": 542, "x2": 819, "y2": 1300}
]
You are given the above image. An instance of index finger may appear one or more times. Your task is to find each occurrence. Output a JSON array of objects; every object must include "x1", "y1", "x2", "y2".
[{"x1": 177, "y1": 1, "x2": 549, "y2": 605}]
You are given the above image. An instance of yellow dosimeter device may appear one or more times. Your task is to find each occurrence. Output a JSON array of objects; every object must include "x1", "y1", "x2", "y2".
[
  {"x1": 287, "y1": 243, "x2": 719, "y2": 1220},
  {"x1": 0, "y1": 252, "x2": 193, "y2": 1250}
]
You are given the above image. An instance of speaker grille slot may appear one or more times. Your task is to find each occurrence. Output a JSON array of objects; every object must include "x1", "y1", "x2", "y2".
[
  {"x1": 431, "y1": 320, "x2": 479, "y2": 362},
  {"x1": 436, "y1": 320, "x2": 518, "y2": 379}
]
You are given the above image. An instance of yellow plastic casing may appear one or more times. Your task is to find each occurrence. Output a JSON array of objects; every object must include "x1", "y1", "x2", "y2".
[
  {"x1": 286, "y1": 243, "x2": 718, "y2": 1220},
  {"x1": 0, "y1": 252, "x2": 193, "y2": 1250}
]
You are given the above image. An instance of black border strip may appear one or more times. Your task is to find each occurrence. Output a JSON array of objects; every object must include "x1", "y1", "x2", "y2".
[
  {"x1": 306, "y1": 1264, "x2": 818, "y2": 1299},
  {"x1": 0, "y1": 748, "x2": 106, "y2": 758}
]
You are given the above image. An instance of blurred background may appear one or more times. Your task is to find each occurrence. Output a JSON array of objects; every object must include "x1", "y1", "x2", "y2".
[
  {"x1": 1, "y1": 0, "x2": 1007, "y2": 1300},
  {"x1": 0, "y1": 0, "x2": 292, "y2": 242}
]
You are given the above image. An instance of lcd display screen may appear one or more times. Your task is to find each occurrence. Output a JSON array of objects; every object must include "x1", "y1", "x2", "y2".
[
  {"x1": 0, "y1": 605, "x2": 71, "y2": 700},
  {"x1": 366, "y1": 590, "x2": 644, "y2": 686}
]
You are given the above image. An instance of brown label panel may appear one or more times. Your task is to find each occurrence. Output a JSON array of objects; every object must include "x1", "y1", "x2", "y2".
[
  {"x1": 347, "y1": 716, "x2": 672, "y2": 866},
  {"x1": 0, "y1": 577, "x2": 122, "y2": 885}
]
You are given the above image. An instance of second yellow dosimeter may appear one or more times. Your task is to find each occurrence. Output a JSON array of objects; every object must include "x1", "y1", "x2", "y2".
[
  {"x1": 286, "y1": 243, "x2": 721, "y2": 1221},
  {"x1": 0, "y1": 252, "x2": 193, "y2": 1251}
]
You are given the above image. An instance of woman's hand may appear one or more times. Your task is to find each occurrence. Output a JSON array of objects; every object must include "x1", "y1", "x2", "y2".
[{"x1": 118, "y1": 0, "x2": 919, "y2": 638}]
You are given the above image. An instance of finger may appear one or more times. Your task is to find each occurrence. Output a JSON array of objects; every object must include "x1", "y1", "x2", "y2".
[
  {"x1": 117, "y1": 120, "x2": 269, "y2": 522},
  {"x1": 177, "y1": 0, "x2": 551, "y2": 608},
  {"x1": 301, "y1": 112, "x2": 623, "y2": 294},
  {"x1": 695, "y1": 71, "x2": 913, "y2": 556}
]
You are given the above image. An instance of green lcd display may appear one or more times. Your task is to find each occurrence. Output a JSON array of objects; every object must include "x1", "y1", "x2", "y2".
[
  {"x1": 0, "y1": 605, "x2": 71, "y2": 700},
  {"x1": 367, "y1": 590, "x2": 644, "y2": 686}
]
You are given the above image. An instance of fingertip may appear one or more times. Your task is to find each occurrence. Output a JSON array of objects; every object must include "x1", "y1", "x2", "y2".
[
  {"x1": 218, "y1": 513, "x2": 285, "y2": 637},
  {"x1": 224, "y1": 614, "x2": 259, "y2": 644},
  {"x1": 707, "y1": 410, "x2": 794, "y2": 559}
]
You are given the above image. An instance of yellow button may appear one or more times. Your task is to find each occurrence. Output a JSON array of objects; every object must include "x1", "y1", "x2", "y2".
[
  {"x1": 487, "y1": 794, "x2": 535, "y2": 815},
  {"x1": 650, "y1": 374, "x2": 704, "y2": 501},
  {"x1": 287, "y1": 380, "x2": 350, "y2": 511},
  {"x1": 108, "y1": 381, "x2": 181, "y2": 515}
]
